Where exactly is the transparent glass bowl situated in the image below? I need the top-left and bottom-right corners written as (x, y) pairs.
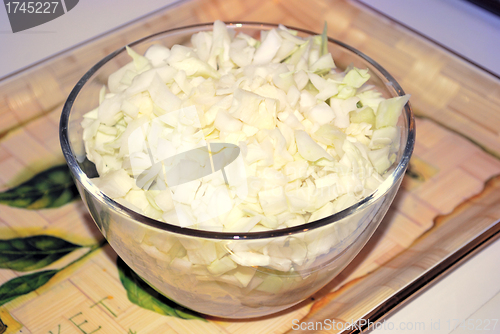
top-left (60, 22), bottom-right (415, 319)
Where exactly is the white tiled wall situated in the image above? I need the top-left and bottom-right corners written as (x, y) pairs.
top-left (370, 235), bottom-right (500, 334)
top-left (0, 0), bottom-right (180, 79)
top-left (358, 0), bottom-right (500, 76)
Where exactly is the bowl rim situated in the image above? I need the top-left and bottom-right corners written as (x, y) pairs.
top-left (60, 21), bottom-right (415, 240)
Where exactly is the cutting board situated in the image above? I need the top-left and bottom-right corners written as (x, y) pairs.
top-left (1, 0), bottom-right (499, 333)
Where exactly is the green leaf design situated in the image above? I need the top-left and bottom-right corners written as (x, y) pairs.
top-left (0, 270), bottom-right (58, 306)
top-left (0, 235), bottom-right (83, 271)
top-left (0, 164), bottom-right (79, 209)
top-left (117, 257), bottom-right (204, 321)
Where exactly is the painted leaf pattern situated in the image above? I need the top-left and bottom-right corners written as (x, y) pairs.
top-left (0, 164), bottom-right (79, 209)
top-left (117, 257), bottom-right (204, 321)
top-left (0, 235), bottom-right (83, 271)
top-left (0, 270), bottom-right (58, 306)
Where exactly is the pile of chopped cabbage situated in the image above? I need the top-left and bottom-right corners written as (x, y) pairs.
top-left (82, 21), bottom-right (409, 233)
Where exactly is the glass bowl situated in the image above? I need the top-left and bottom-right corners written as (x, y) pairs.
top-left (60, 22), bottom-right (415, 319)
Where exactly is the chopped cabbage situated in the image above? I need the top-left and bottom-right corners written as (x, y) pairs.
top-left (81, 22), bottom-right (410, 291)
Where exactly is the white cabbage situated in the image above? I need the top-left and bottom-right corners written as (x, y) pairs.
top-left (81, 21), bottom-right (410, 285)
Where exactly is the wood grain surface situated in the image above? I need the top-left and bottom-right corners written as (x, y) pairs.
top-left (0, 0), bottom-right (499, 333)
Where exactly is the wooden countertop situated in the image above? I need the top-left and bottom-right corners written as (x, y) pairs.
top-left (0, 0), bottom-right (499, 333)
